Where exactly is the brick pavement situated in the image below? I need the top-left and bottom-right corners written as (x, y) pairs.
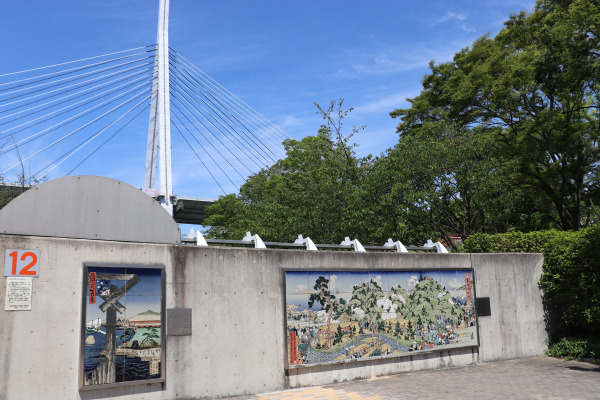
top-left (224, 357), bottom-right (600, 400)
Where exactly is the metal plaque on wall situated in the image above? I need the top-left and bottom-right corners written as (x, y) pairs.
top-left (167, 308), bottom-right (192, 336)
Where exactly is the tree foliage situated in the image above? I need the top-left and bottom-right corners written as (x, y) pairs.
top-left (204, 99), bottom-right (369, 243)
top-left (351, 121), bottom-right (526, 246)
top-left (391, 0), bottom-right (600, 231)
top-left (205, 0), bottom-right (600, 247)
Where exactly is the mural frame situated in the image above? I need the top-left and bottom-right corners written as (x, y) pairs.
top-left (79, 263), bottom-right (166, 390)
top-left (284, 268), bottom-right (480, 368)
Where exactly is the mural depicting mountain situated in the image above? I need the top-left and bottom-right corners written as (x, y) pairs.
top-left (404, 278), bottom-right (464, 325)
top-left (285, 270), bottom-right (477, 365)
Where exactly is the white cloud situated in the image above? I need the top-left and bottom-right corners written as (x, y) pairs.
top-left (448, 278), bottom-right (462, 289)
top-left (316, 309), bottom-right (339, 324)
top-left (431, 12), bottom-right (475, 33)
top-left (295, 283), bottom-right (308, 293)
top-left (378, 298), bottom-right (398, 320)
top-left (354, 92), bottom-right (415, 114)
top-left (434, 11), bottom-right (467, 25)
top-left (279, 115), bottom-right (304, 128)
top-left (457, 23), bottom-right (477, 33)
top-left (408, 275), bottom-right (419, 288)
top-left (331, 40), bottom-right (470, 80)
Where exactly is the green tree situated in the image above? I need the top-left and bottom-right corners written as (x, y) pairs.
top-left (139, 328), bottom-right (160, 347)
top-left (334, 324), bottom-right (343, 345)
top-left (308, 276), bottom-right (338, 349)
top-left (391, 0), bottom-right (600, 231)
top-left (204, 100), bottom-right (369, 243)
top-left (406, 320), bottom-right (414, 340)
top-left (343, 280), bottom-right (386, 332)
top-left (353, 121), bottom-right (529, 248)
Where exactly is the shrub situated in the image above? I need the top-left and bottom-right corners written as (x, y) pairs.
top-left (462, 226), bottom-right (600, 338)
top-left (546, 337), bottom-right (600, 361)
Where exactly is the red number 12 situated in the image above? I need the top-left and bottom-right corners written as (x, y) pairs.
top-left (9, 251), bottom-right (37, 275)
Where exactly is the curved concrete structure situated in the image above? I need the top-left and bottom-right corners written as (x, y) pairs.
top-left (0, 175), bottom-right (180, 244)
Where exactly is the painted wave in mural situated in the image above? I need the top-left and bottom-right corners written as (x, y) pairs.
top-left (285, 270), bottom-right (477, 365)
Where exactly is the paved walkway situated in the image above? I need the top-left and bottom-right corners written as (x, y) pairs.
top-left (225, 357), bottom-right (600, 400)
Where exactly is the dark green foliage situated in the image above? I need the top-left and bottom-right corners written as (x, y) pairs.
top-left (0, 185), bottom-right (26, 210)
top-left (203, 0), bottom-right (600, 249)
top-left (391, 0), bottom-right (600, 232)
top-left (546, 336), bottom-right (600, 360)
top-left (333, 324), bottom-right (343, 345)
top-left (462, 226), bottom-right (600, 337)
top-left (140, 327), bottom-right (160, 347)
top-left (352, 121), bottom-right (526, 247)
top-left (406, 320), bottom-right (414, 340)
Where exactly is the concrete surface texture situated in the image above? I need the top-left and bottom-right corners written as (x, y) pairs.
top-left (0, 176), bottom-right (181, 244)
top-left (223, 357), bottom-right (600, 400)
top-left (0, 232), bottom-right (547, 399)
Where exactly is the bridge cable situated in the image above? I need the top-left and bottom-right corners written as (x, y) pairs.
top-left (169, 84), bottom-right (262, 172)
top-left (0, 70), bottom-right (153, 137)
top-left (66, 104), bottom-right (151, 177)
top-left (0, 61), bottom-right (154, 117)
top-left (32, 95), bottom-right (151, 179)
top-left (0, 48), bottom-right (155, 93)
top-left (170, 48), bottom-right (289, 144)
top-left (169, 51), bottom-right (285, 152)
top-left (0, 85), bottom-right (152, 174)
top-left (170, 52), bottom-right (286, 153)
top-left (171, 115), bottom-right (233, 194)
top-left (0, 55), bottom-right (155, 106)
top-left (0, 66), bottom-right (153, 126)
top-left (170, 55), bottom-right (278, 164)
top-left (170, 63), bottom-right (269, 168)
top-left (0, 80), bottom-right (153, 152)
top-left (171, 106), bottom-right (246, 183)
top-left (170, 73), bottom-right (267, 170)
top-left (170, 93), bottom-right (251, 177)
top-left (0, 45), bottom-right (156, 77)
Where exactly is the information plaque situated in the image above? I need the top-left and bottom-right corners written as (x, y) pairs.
top-left (167, 308), bottom-right (192, 336)
top-left (5, 277), bottom-right (33, 311)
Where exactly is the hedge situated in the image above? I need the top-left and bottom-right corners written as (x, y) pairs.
top-left (461, 226), bottom-right (600, 339)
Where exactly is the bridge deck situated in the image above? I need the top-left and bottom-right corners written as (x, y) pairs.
top-left (173, 196), bottom-right (215, 225)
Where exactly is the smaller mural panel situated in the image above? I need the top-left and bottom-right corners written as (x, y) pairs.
top-left (81, 264), bottom-right (164, 387)
top-left (285, 270), bottom-right (478, 365)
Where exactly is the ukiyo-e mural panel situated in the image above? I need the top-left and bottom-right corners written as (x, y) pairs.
top-left (81, 264), bottom-right (165, 388)
top-left (285, 270), bottom-right (478, 365)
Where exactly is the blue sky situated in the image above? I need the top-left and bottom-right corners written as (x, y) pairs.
top-left (1, 0), bottom-right (535, 202)
top-left (86, 266), bottom-right (162, 321)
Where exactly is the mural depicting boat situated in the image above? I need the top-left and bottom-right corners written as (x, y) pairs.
top-left (86, 318), bottom-right (105, 334)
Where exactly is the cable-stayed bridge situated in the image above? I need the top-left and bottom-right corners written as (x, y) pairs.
top-left (0, 0), bottom-right (287, 225)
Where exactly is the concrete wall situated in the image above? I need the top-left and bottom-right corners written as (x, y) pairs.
top-left (0, 176), bottom-right (181, 244)
top-left (0, 234), bottom-right (546, 400)
top-left (472, 254), bottom-right (547, 362)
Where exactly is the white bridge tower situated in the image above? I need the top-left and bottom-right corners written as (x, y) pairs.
top-left (144, 0), bottom-right (173, 214)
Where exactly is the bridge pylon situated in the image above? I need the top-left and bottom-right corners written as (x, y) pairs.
top-left (144, 0), bottom-right (173, 215)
